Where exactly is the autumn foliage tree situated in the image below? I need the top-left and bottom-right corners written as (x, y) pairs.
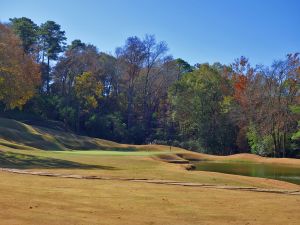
top-left (74, 71), bottom-right (103, 132)
top-left (169, 64), bottom-right (237, 154)
top-left (75, 72), bottom-right (103, 111)
top-left (0, 23), bottom-right (40, 109)
top-left (1, 16), bottom-right (299, 157)
top-left (231, 55), bottom-right (300, 157)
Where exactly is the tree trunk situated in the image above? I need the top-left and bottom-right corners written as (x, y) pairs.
top-left (272, 131), bottom-right (277, 158)
top-left (142, 69), bottom-right (151, 138)
top-left (76, 103), bottom-right (80, 134)
top-left (47, 57), bottom-right (50, 93)
top-left (282, 132), bottom-right (286, 158)
top-left (127, 86), bottom-right (133, 130)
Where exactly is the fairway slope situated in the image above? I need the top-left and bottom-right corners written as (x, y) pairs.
top-left (0, 117), bottom-right (182, 152)
top-left (0, 117), bottom-right (299, 190)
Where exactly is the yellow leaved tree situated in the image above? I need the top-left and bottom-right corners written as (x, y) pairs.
top-left (0, 23), bottom-right (40, 109)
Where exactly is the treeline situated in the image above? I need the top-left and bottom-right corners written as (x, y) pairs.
top-left (0, 17), bottom-right (299, 157)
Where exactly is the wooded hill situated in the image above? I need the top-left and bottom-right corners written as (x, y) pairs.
top-left (0, 17), bottom-right (299, 157)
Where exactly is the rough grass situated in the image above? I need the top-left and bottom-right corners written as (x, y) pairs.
top-left (0, 117), bottom-right (121, 151)
top-left (0, 117), bottom-right (179, 152)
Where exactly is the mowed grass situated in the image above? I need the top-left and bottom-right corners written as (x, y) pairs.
top-left (1, 147), bottom-right (299, 190)
top-left (0, 117), bottom-right (300, 189)
top-left (53, 150), bottom-right (173, 156)
top-left (0, 171), bottom-right (300, 225)
top-left (0, 117), bottom-right (300, 224)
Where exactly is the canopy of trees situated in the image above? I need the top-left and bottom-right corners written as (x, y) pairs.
top-left (0, 23), bottom-right (40, 109)
top-left (1, 17), bottom-right (299, 157)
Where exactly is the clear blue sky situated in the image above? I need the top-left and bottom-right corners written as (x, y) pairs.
top-left (1, 0), bottom-right (299, 66)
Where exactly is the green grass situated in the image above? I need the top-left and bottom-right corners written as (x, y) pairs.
top-left (0, 150), bottom-right (114, 170)
top-left (53, 150), bottom-right (173, 156)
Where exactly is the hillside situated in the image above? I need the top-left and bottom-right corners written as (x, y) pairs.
top-left (0, 117), bottom-right (124, 151)
top-left (0, 117), bottom-right (300, 225)
top-left (0, 117), bottom-right (299, 187)
top-left (0, 117), bottom-right (187, 153)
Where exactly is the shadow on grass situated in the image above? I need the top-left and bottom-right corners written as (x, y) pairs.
top-left (0, 151), bottom-right (115, 170)
top-left (0, 141), bottom-right (36, 150)
top-left (0, 126), bottom-right (65, 150)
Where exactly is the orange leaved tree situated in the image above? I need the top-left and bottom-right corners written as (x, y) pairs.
top-left (0, 23), bottom-right (40, 109)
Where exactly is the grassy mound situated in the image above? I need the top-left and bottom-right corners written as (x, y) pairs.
top-left (0, 117), bottom-right (124, 151)
top-left (0, 117), bottom-right (184, 153)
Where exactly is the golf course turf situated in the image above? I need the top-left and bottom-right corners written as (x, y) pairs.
top-left (0, 118), bottom-right (299, 225)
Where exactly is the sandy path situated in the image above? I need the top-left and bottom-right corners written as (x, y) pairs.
top-left (1, 167), bottom-right (299, 196)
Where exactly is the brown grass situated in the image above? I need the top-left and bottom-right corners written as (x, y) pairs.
top-left (1, 117), bottom-right (300, 224)
top-left (0, 171), bottom-right (299, 225)
top-left (178, 152), bottom-right (300, 166)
